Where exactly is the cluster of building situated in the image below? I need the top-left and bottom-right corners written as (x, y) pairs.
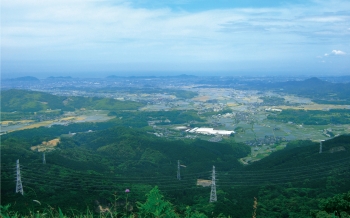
top-left (245, 135), bottom-right (287, 147)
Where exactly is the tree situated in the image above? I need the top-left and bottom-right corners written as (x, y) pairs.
top-left (319, 191), bottom-right (350, 216)
top-left (137, 186), bottom-right (178, 218)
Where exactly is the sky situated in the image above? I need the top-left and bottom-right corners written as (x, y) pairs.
top-left (1, 0), bottom-right (350, 78)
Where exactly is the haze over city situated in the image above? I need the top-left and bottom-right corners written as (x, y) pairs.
top-left (1, 0), bottom-right (350, 78)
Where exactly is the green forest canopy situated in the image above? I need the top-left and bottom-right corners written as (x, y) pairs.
top-left (1, 89), bottom-right (144, 113)
top-left (1, 121), bottom-right (349, 217)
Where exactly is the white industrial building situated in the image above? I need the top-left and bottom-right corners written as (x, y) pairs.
top-left (265, 108), bottom-right (282, 112)
top-left (187, 127), bottom-right (234, 136)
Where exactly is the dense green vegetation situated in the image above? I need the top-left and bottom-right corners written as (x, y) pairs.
top-left (0, 122), bottom-right (117, 146)
top-left (2, 189), bottom-right (350, 217)
top-left (1, 110), bottom-right (64, 122)
top-left (1, 89), bottom-right (144, 114)
top-left (0, 109), bottom-right (205, 143)
top-left (108, 110), bottom-right (205, 128)
top-left (317, 191), bottom-right (350, 217)
top-left (1, 88), bottom-right (350, 217)
top-left (267, 109), bottom-right (350, 125)
top-left (1, 125), bottom-right (251, 217)
top-left (274, 78), bottom-right (350, 102)
top-left (237, 77), bottom-right (350, 103)
top-left (313, 99), bottom-right (350, 105)
top-left (1, 186), bottom-right (209, 218)
top-left (200, 108), bottom-right (233, 117)
top-left (1, 120), bottom-right (350, 217)
top-left (259, 96), bottom-right (286, 106)
top-left (1, 89), bottom-right (64, 112)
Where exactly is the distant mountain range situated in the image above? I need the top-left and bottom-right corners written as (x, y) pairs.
top-left (272, 77), bottom-right (350, 103)
top-left (225, 77), bottom-right (350, 103)
top-left (2, 76), bottom-right (40, 82)
top-left (106, 74), bottom-right (197, 79)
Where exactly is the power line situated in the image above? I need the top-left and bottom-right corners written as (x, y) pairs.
top-left (3, 158), bottom-right (349, 184)
top-left (16, 159), bottom-right (346, 183)
top-left (5, 155), bottom-right (350, 175)
top-left (2, 162), bottom-right (349, 187)
top-left (217, 162), bottom-right (350, 178)
top-left (8, 164), bottom-right (348, 187)
top-left (2, 168), bottom-right (349, 195)
top-left (2, 158), bottom-right (350, 199)
top-left (16, 168), bottom-right (210, 182)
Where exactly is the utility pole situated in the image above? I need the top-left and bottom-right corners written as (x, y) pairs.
top-left (209, 165), bottom-right (217, 202)
top-left (43, 152), bottom-right (46, 164)
top-left (15, 159), bottom-right (24, 195)
top-left (177, 160), bottom-right (181, 180)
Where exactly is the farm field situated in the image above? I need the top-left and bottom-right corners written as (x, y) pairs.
top-left (0, 110), bottom-right (113, 133)
top-left (2, 87), bottom-right (349, 162)
top-left (278, 104), bottom-right (350, 110)
top-left (138, 87), bottom-right (350, 146)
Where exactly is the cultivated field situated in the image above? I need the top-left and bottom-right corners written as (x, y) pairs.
top-left (31, 138), bottom-right (60, 152)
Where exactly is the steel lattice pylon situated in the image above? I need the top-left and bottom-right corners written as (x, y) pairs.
top-left (16, 159), bottom-right (24, 195)
top-left (43, 152), bottom-right (46, 164)
top-left (209, 165), bottom-right (217, 202)
top-left (177, 160), bottom-right (181, 180)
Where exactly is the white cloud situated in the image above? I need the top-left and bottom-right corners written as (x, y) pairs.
top-left (323, 50), bottom-right (346, 57)
top-left (331, 50), bottom-right (346, 55)
top-left (1, 0), bottom-right (350, 66)
top-left (303, 16), bottom-right (346, 22)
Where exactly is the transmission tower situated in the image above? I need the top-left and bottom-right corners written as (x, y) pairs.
top-left (209, 165), bottom-right (217, 202)
top-left (15, 159), bottom-right (24, 195)
top-left (177, 160), bottom-right (181, 180)
top-left (43, 152), bottom-right (46, 164)
top-left (319, 140), bottom-right (324, 154)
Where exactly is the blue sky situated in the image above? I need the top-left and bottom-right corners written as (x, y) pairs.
top-left (1, 0), bottom-right (350, 78)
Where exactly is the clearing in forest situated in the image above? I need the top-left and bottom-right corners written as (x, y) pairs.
top-left (31, 138), bottom-right (60, 152)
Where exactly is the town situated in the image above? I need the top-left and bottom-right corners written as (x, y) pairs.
top-left (2, 75), bottom-right (350, 163)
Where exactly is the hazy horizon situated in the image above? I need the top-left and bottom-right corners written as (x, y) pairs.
top-left (3, 71), bottom-right (350, 80)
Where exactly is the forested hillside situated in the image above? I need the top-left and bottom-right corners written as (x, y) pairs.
top-left (1, 125), bottom-right (250, 216)
top-left (1, 121), bottom-right (349, 217)
top-left (267, 109), bottom-right (350, 125)
top-left (276, 78), bottom-right (350, 103)
top-left (1, 89), bottom-right (143, 112)
top-left (252, 77), bottom-right (350, 104)
top-left (1, 88), bottom-right (350, 217)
